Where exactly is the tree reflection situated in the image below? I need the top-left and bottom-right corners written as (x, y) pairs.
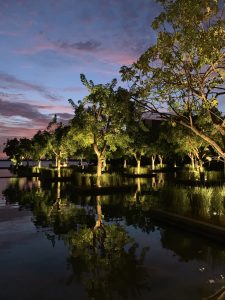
top-left (65, 192), bottom-right (150, 299)
top-left (2, 179), bottom-right (150, 299)
top-left (66, 221), bottom-right (149, 299)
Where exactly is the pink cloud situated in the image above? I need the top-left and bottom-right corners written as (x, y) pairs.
top-left (0, 73), bottom-right (60, 101)
top-left (99, 49), bottom-right (137, 65)
top-left (0, 126), bottom-right (40, 138)
top-left (0, 99), bottom-right (49, 126)
top-left (37, 104), bottom-right (72, 113)
top-left (15, 37), bottom-right (137, 66)
top-left (0, 93), bottom-right (73, 117)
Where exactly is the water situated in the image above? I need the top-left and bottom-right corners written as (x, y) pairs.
top-left (0, 160), bottom-right (88, 169)
top-left (0, 174), bottom-right (225, 300)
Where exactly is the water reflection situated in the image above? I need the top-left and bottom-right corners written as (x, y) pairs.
top-left (157, 185), bottom-right (225, 225)
top-left (3, 179), bottom-right (150, 299)
top-left (2, 176), bottom-right (225, 299)
top-left (3, 175), bottom-right (225, 229)
top-left (66, 222), bottom-right (149, 299)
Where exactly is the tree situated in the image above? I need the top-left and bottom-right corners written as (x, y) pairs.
top-left (46, 115), bottom-right (71, 177)
top-left (3, 138), bottom-right (22, 167)
top-left (3, 137), bottom-right (33, 167)
top-left (18, 138), bottom-right (33, 166)
top-left (121, 0), bottom-right (225, 164)
top-left (67, 118), bottom-right (93, 166)
top-left (32, 130), bottom-right (51, 168)
top-left (125, 121), bottom-right (150, 174)
top-left (168, 125), bottom-right (210, 170)
top-left (143, 120), bottom-right (172, 169)
top-left (69, 75), bottom-right (131, 179)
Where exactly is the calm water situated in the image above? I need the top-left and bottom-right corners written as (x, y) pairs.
top-left (0, 160), bottom-right (87, 169)
top-left (0, 173), bottom-right (225, 300)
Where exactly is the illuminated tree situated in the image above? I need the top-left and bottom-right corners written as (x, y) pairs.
top-left (144, 122), bottom-right (171, 170)
top-left (168, 125), bottom-right (211, 170)
top-left (32, 130), bottom-right (51, 168)
top-left (46, 115), bottom-right (71, 177)
top-left (125, 121), bottom-right (150, 174)
top-left (121, 0), bottom-right (225, 164)
top-left (69, 75), bottom-right (131, 178)
top-left (18, 138), bottom-right (33, 166)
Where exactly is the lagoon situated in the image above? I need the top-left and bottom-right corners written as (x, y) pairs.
top-left (0, 166), bottom-right (225, 300)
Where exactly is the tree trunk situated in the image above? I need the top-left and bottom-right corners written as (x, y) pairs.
top-left (38, 160), bottom-right (41, 169)
top-left (188, 153), bottom-right (195, 169)
top-left (93, 142), bottom-right (105, 180)
top-left (56, 181), bottom-right (61, 200)
top-left (158, 172), bottom-right (165, 186)
top-left (180, 120), bottom-right (225, 160)
top-left (97, 154), bottom-right (103, 178)
top-left (158, 155), bottom-right (163, 168)
top-left (136, 159), bottom-right (141, 174)
top-left (151, 155), bottom-right (156, 170)
top-left (57, 155), bottom-right (61, 178)
top-left (199, 159), bottom-right (203, 172)
top-left (123, 158), bottom-right (127, 169)
top-left (37, 179), bottom-right (41, 190)
top-left (94, 195), bottom-right (102, 229)
top-left (194, 160), bottom-right (199, 171)
top-left (223, 158), bottom-right (225, 175)
top-left (93, 195), bottom-right (106, 254)
top-left (102, 157), bottom-right (107, 172)
top-left (134, 177), bottom-right (141, 201)
top-left (152, 176), bottom-right (156, 188)
top-left (80, 157), bottom-right (85, 169)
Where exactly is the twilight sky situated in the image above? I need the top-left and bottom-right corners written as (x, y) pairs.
top-left (0, 0), bottom-right (161, 158)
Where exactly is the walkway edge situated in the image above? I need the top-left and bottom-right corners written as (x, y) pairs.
top-left (150, 209), bottom-right (225, 244)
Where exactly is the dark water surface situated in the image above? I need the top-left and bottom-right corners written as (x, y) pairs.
top-left (0, 173), bottom-right (225, 300)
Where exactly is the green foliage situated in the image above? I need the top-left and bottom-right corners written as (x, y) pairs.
top-left (46, 116), bottom-right (71, 162)
top-left (3, 137), bottom-right (33, 166)
top-left (125, 120), bottom-right (150, 161)
top-left (165, 124), bottom-right (210, 164)
top-left (3, 138), bottom-right (21, 165)
top-left (121, 0), bottom-right (225, 158)
top-left (69, 75), bottom-right (132, 175)
top-left (32, 130), bottom-right (51, 161)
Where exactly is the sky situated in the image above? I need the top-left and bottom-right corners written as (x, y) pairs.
top-left (0, 0), bottom-right (161, 158)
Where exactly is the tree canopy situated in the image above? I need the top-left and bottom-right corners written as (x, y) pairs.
top-left (121, 0), bottom-right (225, 158)
top-left (69, 74), bottom-right (132, 177)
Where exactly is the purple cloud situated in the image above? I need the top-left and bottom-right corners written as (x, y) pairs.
top-left (15, 38), bottom-right (137, 65)
top-left (0, 72), bottom-right (59, 101)
top-left (0, 98), bottom-right (49, 126)
top-left (58, 40), bottom-right (101, 52)
top-left (55, 112), bottom-right (73, 123)
top-left (0, 98), bottom-right (73, 158)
